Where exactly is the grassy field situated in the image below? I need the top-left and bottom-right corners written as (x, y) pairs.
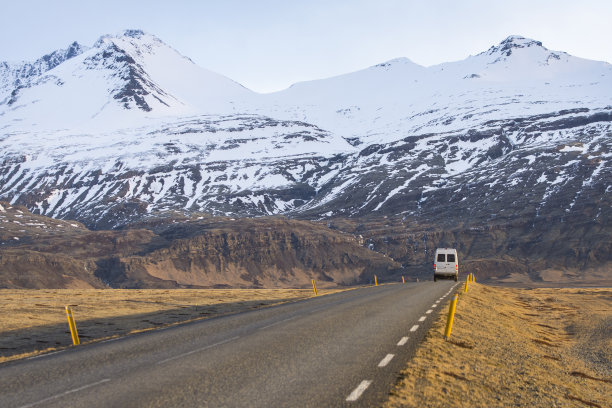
top-left (385, 283), bottom-right (611, 408)
top-left (0, 288), bottom-right (343, 363)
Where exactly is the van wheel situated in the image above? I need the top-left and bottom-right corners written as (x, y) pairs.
top-left (434, 276), bottom-right (437, 282)
top-left (454, 275), bottom-right (458, 282)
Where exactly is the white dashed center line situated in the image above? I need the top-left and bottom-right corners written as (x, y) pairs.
top-left (410, 324), bottom-right (419, 332)
top-left (432, 304), bottom-right (437, 308)
top-left (346, 380), bottom-right (372, 402)
top-left (378, 354), bottom-right (395, 367)
top-left (425, 309), bottom-right (433, 314)
top-left (259, 316), bottom-right (297, 330)
top-left (397, 336), bottom-right (409, 346)
top-left (418, 316), bottom-right (426, 322)
top-left (157, 336), bottom-right (239, 364)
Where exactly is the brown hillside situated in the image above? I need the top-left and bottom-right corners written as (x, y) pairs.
top-left (0, 202), bottom-right (400, 289)
top-left (324, 216), bottom-right (611, 285)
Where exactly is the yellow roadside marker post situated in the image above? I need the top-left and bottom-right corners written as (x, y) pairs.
top-left (464, 277), bottom-right (469, 293)
top-left (444, 294), bottom-right (459, 340)
top-left (311, 279), bottom-right (318, 296)
top-left (374, 275), bottom-right (378, 286)
top-left (65, 306), bottom-right (80, 346)
top-left (402, 276), bottom-right (405, 284)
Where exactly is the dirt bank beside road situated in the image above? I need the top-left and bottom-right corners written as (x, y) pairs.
top-left (386, 284), bottom-right (611, 407)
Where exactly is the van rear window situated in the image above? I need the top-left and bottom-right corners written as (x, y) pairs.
top-left (437, 254), bottom-right (446, 262)
top-left (447, 254), bottom-right (455, 262)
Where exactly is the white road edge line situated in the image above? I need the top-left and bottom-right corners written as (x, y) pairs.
top-left (418, 316), bottom-right (426, 322)
top-left (431, 304), bottom-right (437, 308)
top-left (346, 380), bottom-right (372, 402)
top-left (157, 336), bottom-right (240, 365)
top-left (100, 337), bottom-right (123, 344)
top-left (397, 336), bottom-right (409, 346)
top-left (425, 309), bottom-right (433, 314)
top-left (18, 378), bottom-right (110, 408)
top-left (378, 354), bottom-right (395, 367)
top-left (410, 325), bottom-right (419, 332)
top-left (27, 350), bottom-right (66, 360)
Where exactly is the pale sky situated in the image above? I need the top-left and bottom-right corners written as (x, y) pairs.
top-left (1, 0), bottom-right (611, 93)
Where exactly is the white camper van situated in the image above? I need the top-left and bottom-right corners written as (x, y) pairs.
top-left (434, 248), bottom-right (458, 282)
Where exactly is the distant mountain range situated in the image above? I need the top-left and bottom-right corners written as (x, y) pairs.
top-left (1, 30), bottom-right (610, 287)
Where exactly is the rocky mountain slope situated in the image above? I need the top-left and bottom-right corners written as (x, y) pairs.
top-left (0, 202), bottom-right (399, 288)
top-left (0, 31), bottom-right (610, 287)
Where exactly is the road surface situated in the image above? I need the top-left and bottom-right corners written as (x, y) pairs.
top-left (0, 281), bottom-right (459, 407)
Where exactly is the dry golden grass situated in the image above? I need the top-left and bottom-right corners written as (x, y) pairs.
top-left (385, 283), bottom-right (611, 408)
top-left (0, 288), bottom-right (344, 363)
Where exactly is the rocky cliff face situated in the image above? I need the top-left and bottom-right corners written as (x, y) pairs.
top-left (0, 203), bottom-right (400, 288)
top-left (327, 216), bottom-right (611, 285)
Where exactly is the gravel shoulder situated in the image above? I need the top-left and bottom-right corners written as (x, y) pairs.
top-left (385, 283), bottom-right (611, 408)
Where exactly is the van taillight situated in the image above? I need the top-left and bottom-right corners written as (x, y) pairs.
top-left (434, 264), bottom-right (437, 270)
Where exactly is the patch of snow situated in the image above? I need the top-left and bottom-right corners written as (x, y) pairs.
top-left (559, 145), bottom-right (584, 153)
top-left (523, 155), bottom-right (536, 165)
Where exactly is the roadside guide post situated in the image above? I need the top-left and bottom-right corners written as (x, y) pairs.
top-left (65, 306), bottom-right (80, 346)
top-left (444, 294), bottom-right (459, 340)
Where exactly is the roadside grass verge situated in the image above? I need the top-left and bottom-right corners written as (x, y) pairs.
top-left (0, 288), bottom-right (343, 363)
top-left (385, 283), bottom-right (611, 407)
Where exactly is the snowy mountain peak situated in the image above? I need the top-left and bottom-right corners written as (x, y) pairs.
top-left (1, 40), bottom-right (87, 82)
top-left (373, 57), bottom-right (422, 69)
top-left (0, 29), bottom-right (255, 131)
top-left (121, 29), bottom-right (147, 38)
top-left (94, 29), bottom-right (159, 46)
top-left (41, 41), bottom-right (88, 65)
top-left (482, 35), bottom-right (547, 58)
top-left (499, 35), bottom-right (543, 50)
top-left (451, 34), bottom-right (612, 84)
top-left (0, 40), bottom-right (89, 105)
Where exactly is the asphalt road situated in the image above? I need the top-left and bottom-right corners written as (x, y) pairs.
top-left (0, 281), bottom-right (459, 407)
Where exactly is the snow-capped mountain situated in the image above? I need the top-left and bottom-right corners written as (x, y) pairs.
top-left (0, 31), bottom-right (610, 236)
top-left (1, 30), bottom-right (253, 131)
top-left (0, 41), bottom-right (87, 101)
top-left (259, 35), bottom-right (612, 146)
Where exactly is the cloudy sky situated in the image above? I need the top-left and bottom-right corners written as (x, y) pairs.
top-left (1, 0), bottom-right (610, 92)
